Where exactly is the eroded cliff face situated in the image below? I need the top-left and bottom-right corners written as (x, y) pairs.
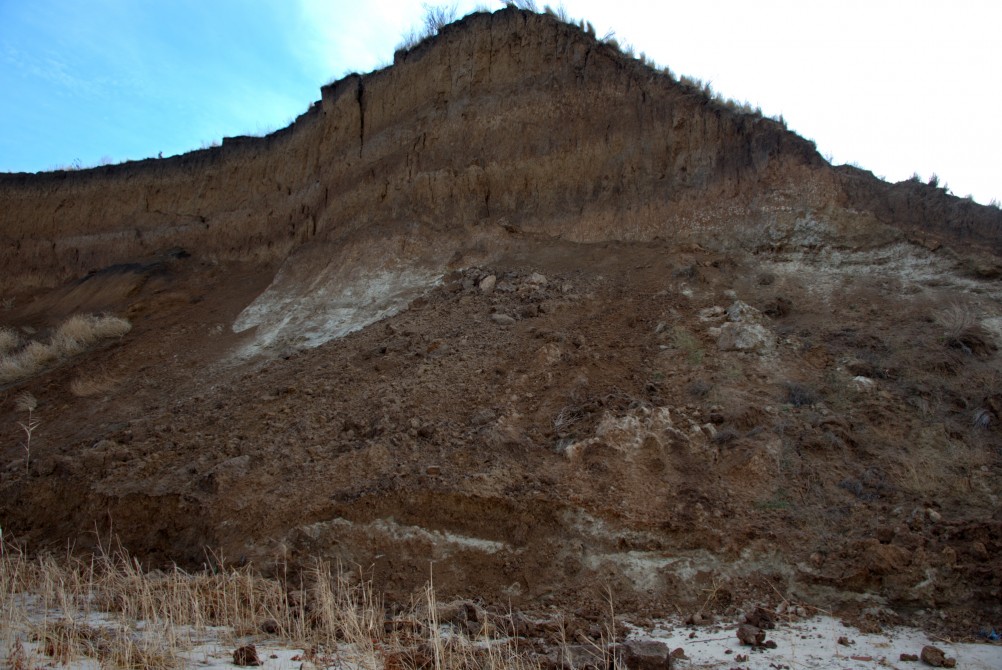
top-left (8, 8), bottom-right (994, 294)
top-left (3, 7), bottom-right (1002, 628)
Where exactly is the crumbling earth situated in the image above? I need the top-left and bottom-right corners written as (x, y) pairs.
top-left (1, 4), bottom-right (1001, 646)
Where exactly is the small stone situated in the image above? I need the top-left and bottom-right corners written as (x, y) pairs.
top-left (900, 653), bottom-right (919, 662)
top-left (426, 465), bottom-right (441, 476)
top-left (559, 644), bottom-right (607, 669)
top-left (972, 540), bottom-right (989, 560)
top-left (745, 607), bottom-right (775, 630)
top-left (838, 636), bottom-right (853, 646)
top-left (622, 639), bottom-right (670, 670)
top-left (491, 313), bottom-right (516, 326)
top-left (716, 322), bottom-right (775, 352)
top-left (526, 272), bottom-right (547, 285)
top-left (852, 376), bottom-right (875, 389)
top-left (479, 274), bottom-right (497, 293)
top-left (920, 645), bottom-right (955, 668)
top-left (471, 409), bottom-right (496, 426)
top-left (736, 624), bottom-right (765, 646)
top-left (726, 300), bottom-right (757, 322)
top-left (926, 508), bottom-right (942, 523)
top-left (698, 306), bottom-right (726, 320)
top-left (233, 644), bottom-right (262, 666)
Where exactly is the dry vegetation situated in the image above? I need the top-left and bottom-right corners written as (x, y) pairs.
top-left (0, 535), bottom-right (544, 670)
top-left (0, 314), bottom-right (131, 385)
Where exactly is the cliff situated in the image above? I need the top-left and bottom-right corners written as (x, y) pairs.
top-left (2, 7), bottom-right (1002, 629)
top-left (4, 8), bottom-right (997, 292)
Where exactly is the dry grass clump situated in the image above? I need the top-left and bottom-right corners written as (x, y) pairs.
top-left (0, 314), bottom-right (130, 384)
top-left (0, 536), bottom-right (541, 670)
top-left (0, 327), bottom-right (20, 355)
top-left (69, 370), bottom-right (122, 397)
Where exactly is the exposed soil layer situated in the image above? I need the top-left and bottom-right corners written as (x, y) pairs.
top-left (1, 6), bottom-right (1001, 641)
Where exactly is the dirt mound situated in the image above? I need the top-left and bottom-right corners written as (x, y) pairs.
top-left (1, 6), bottom-right (1001, 637)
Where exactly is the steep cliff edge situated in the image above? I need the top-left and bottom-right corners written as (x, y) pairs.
top-left (4, 8), bottom-right (997, 294)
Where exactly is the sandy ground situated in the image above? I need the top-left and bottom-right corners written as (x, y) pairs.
top-left (5, 604), bottom-right (1001, 670)
top-left (631, 615), bottom-right (1002, 670)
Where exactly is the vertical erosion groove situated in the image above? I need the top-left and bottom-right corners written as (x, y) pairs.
top-left (357, 77), bottom-right (366, 158)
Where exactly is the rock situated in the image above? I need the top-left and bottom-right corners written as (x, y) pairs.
top-left (837, 636), bottom-right (853, 646)
top-left (426, 465), bottom-right (441, 476)
top-left (744, 607), bottom-right (775, 630)
top-left (526, 272), bottom-right (548, 285)
top-left (900, 653), bottom-right (919, 662)
top-left (479, 274), bottom-right (497, 293)
top-left (622, 639), bottom-right (670, 670)
top-left (852, 375), bottom-right (875, 390)
top-left (726, 300), bottom-right (758, 322)
top-left (926, 508), bottom-right (942, 523)
top-left (558, 644), bottom-right (608, 669)
top-left (920, 645), bottom-right (956, 667)
top-left (233, 644), bottom-right (262, 666)
top-left (686, 612), bottom-right (711, 625)
top-left (863, 539), bottom-right (912, 575)
top-left (716, 322), bottom-right (775, 352)
top-left (471, 408), bottom-right (496, 426)
top-left (972, 540), bottom-right (989, 560)
top-left (698, 306), bottom-right (725, 320)
top-left (736, 624), bottom-right (765, 646)
top-left (491, 313), bottom-right (516, 326)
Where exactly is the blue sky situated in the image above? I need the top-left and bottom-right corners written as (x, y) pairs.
top-left (1, 1), bottom-right (1000, 205)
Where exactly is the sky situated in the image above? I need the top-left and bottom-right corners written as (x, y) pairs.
top-left (0, 0), bottom-right (999, 205)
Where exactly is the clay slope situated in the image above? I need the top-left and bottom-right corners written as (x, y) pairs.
top-left (2, 7), bottom-right (1002, 634)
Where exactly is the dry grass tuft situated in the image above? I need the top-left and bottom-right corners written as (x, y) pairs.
top-left (0, 314), bottom-right (130, 385)
top-left (1, 536), bottom-right (542, 670)
top-left (0, 327), bottom-right (20, 355)
top-left (53, 314), bottom-right (132, 353)
top-left (69, 370), bottom-right (122, 397)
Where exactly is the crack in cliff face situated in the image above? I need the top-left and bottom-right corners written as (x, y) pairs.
top-left (356, 77), bottom-right (366, 158)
